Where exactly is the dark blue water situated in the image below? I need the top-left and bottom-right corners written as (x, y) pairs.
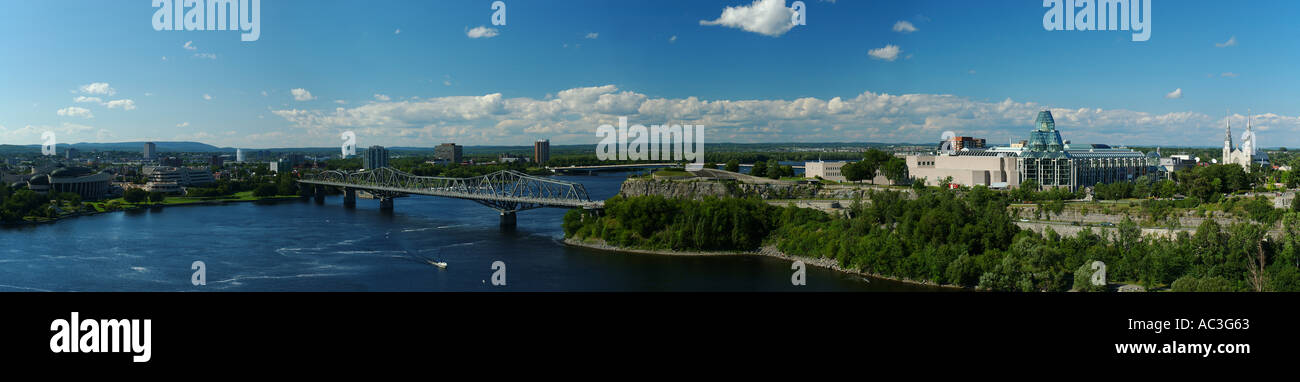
top-left (0, 172), bottom-right (937, 291)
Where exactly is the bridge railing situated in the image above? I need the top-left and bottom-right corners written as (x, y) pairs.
top-left (299, 167), bottom-right (600, 210)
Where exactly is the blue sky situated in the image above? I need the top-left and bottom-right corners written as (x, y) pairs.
top-left (2, 0), bottom-right (1298, 149)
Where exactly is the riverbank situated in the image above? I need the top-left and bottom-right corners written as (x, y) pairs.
top-left (562, 237), bottom-right (966, 290)
top-left (2, 194), bottom-right (304, 227)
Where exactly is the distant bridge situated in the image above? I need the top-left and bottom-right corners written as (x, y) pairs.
top-left (547, 162), bottom-right (680, 173)
top-left (547, 162), bottom-right (805, 173)
top-left (298, 167), bottom-right (601, 226)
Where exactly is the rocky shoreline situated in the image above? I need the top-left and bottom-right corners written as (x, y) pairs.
top-left (562, 237), bottom-right (965, 290)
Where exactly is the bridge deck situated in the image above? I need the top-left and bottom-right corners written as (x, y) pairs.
top-left (297, 168), bottom-right (603, 211)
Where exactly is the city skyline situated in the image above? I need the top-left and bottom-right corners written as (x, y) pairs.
top-left (3, 0), bottom-right (1300, 149)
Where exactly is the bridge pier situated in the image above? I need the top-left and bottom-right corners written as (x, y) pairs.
top-left (343, 188), bottom-right (356, 207)
top-left (313, 185), bottom-right (325, 204)
top-left (499, 211), bottom-right (517, 228)
top-left (378, 197), bottom-right (394, 211)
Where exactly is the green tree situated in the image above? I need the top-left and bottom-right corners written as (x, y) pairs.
top-left (881, 157), bottom-right (908, 186)
top-left (1072, 261), bottom-right (1107, 292)
top-left (123, 188), bottom-right (148, 204)
top-left (148, 191), bottom-right (166, 203)
top-left (750, 161), bottom-right (767, 177)
top-left (724, 159), bottom-right (740, 173)
top-left (841, 162), bottom-right (867, 183)
top-left (253, 184), bottom-right (278, 197)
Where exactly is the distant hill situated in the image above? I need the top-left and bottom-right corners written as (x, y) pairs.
top-left (0, 141), bottom-right (226, 153)
top-left (64, 141), bottom-right (225, 152)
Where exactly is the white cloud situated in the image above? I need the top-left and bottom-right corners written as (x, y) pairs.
top-left (183, 40), bottom-right (197, 51)
top-left (203, 94), bottom-right (213, 101)
top-left (1221, 72), bottom-right (1239, 78)
top-left (263, 84), bottom-right (1300, 148)
top-left (60, 122), bottom-right (94, 133)
top-left (585, 32), bottom-right (599, 39)
top-left (57, 106), bottom-right (94, 119)
top-left (291, 88), bottom-right (316, 101)
top-left (374, 94), bottom-right (391, 101)
top-left (194, 53), bottom-right (218, 59)
top-left (868, 44), bottom-right (902, 61)
top-left (699, 0), bottom-right (797, 37)
top-left (78, 82), bottom-right (116, 96)
top-left (261, 90), bottom-right (269, 97)
top-left (394, 28), bottom-right (401, 35)
top-left (105, 99), bottom-right (136, 110)
top-left (74, 96), bottom-right (103, 104)
top-left (669, 35), bottom-right (677, 43)
top-left (466, 26), bottom-right (499, 39)
top-left (177, 122), bottom-right (190, 128)
top-left (1165, 88), bottom-right (1183, 99)
top-left (893, 21), bottom-right (918, 33)
top-left (1215, 36), bottom-right (1237, 48)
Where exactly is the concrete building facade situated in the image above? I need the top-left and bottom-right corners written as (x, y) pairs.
top-left (435, 143), bottom-right (463, 164)
top-left (364, 145), bottom-right (389, 170)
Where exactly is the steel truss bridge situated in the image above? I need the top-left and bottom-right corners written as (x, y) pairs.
top-left (298, 167), bottom-right (602, 226)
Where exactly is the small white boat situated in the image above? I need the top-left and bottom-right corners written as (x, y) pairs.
top-left (429, 260), bottom-right (448, 269)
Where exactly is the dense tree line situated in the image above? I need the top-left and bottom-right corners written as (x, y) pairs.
top-left (564, 195), bottom-right (791, 251)
top-left (565, 185), bottom-right (1300, 291)
top-left (0, 184), bottom-right (55, 222)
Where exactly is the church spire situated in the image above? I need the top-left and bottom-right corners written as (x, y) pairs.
top-left (1224, 109), bottom-right (1233, 151)
top-left (1246, 109), bottom-right (1253, 133)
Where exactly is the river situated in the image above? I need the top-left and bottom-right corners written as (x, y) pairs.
top-left (0, 171), bottom-right (940, 291)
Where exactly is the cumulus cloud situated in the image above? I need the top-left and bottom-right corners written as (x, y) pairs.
top-left (1165, 88), bottom-right (1183, 99)
top-left (1215, 36), bottom-right (1237, 48)
top-left (1221, 72), bottom-right (1239, 78)
top-left (193, 53), bottom-right (218, 59)
top-left (374, 94), bottom-right (391, 101)
top-left (868, 44), bottom-right (902, 61)
top-left (267, 84), bottom-right (1300, 147)
top-left (585, 32), bottom-right (599, 39)
top-left (74, 96), bottom-right (103, 104)
top-left (203, 94), bottom-right (213, 101)
top-left (669, 35), bottom-right (677, 43)
top-left (57, 106), bottom-right (94, 119)
top-left (78, 82), bottom-right (115, 96)
top-left (291, 88), bottom-right (316, 101)
top-left (105, 99), bottom-right (137, 110)
top-left (699, 0), bottom-right (797, 37)
top-left (466, 26), bottom-right (499, 39)
top-left (177, 122), bottom-right (190, 128)
top-left (893, 21), bottom-right (918, 33)
top-left (183, 41), bottom-right (197, 51)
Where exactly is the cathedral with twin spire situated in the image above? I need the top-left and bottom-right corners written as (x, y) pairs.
top-left (1222, 111), bottom-right (1270, 172)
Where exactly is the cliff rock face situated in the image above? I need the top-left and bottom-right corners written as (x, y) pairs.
top-left (618, 178), bottom-right (878, 200)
